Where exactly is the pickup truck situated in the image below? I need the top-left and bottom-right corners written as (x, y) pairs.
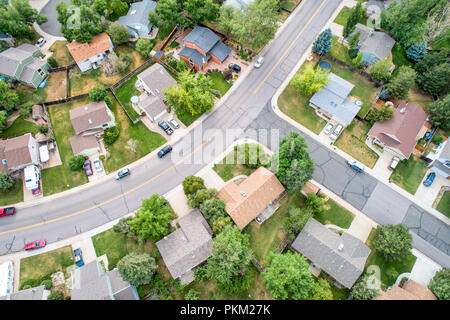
top-left (158, 121), bottom-right (173, 135)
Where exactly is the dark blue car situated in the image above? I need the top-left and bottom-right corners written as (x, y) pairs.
top-left (423, 172), bottom-right (436, 187)
top-left (74, 248), bottom-right (84, 268)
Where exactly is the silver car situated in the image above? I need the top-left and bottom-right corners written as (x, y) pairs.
top-left (168, 118), bottom-right (180, 129)
top-left (35, 38), bottom-right (46, 47)
top-left (254, 56), bottom-right (264, 68)
top-left (323, 122), bottom-right (335, 135)
top-left (93, 158), bottom-right (103, 172)
top-left (330, 124), bottom-right (343, 140)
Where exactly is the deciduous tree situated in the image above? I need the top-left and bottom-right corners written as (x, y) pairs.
top-left (0, 80), bottom-right (19, 111)
top-left (184, 0), bottom-right (219, 24)
top-left (415, 49), bottom-right (450, 97)
top-left (135, 38), bottom-right (155, 57)
top-left (351, 273), bottom-right (380, 300)
top-left (148, 0), bottom-right (185, 31)
top-left (106, 22), bottom-right (130, 44)
top-left (372, 224), bottom-right (413, 261)
top-left (290, 64), bottom-right (330, 96)
top-left (182, 175), bottom-right (205, 196)
top-left (117, 253), bottom-right (158, 286)
top-left (386, 66), bottom-right (416, 99)
top-left (282, 207), bottom-right (312, 240)
top-left (89, 86), bottom-right (107, 102)
top-left (0, 172), bottom-right (15, 190)
top-left (309, 277), bottom-right (333, 300)
top-left (427, 95), bottom-right (450, 129)
top-left (369, 58), bottom-right (392, 83)
top-left (429, 267), bottom-right (450, 300)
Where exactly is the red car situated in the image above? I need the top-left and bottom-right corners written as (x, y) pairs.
top-left (24, 240), bottom-right (46, 250)
top-left (0, 207), bottom-right (16, 217)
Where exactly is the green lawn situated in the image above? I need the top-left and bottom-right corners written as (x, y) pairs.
top-left (335, 120), bottom-right (379, 168)
top-left (15, 85), bottom-right (47, 106)
top-left (208, 71), bottom-right (232, 96)
top-left (42, 99), bottom-right (90, 196)
top-left (19, 245), bottom-right (74, 289)
top-left (113, 74), bottom-right (142, 121)
top-left (0, 117), bottom-right (39, 139)
top-left (0, 179), bottom-right (23, 206)
top-left (103, 93), bottom-right (166, 173)
top-left (280, 0), bottom-right (299, 11)
top-left (315, 197), bottom-right (354, 229)
top-left (48, 40), bottom-right (74, 66)
top-left (390, 156), bottom-right (428, 195)
top-left (364, 229), bottom-right (417, 288)
top-left (333, 6), bottom-right (367, 26)
top-left (176, 110), bottom-right (202, 127)
top-left (391, 43), bottom-right (414, 77)
top-left (436, 191), bottom-right (450, 218)
top-left (432, 37), bottom-right (450, 50)
top-left (329, 36), bottom-right (353, 64)
top-left (319, 274), bottom-right (350, 300)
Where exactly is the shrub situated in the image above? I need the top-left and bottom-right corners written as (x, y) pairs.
top-left (432, 135), bottom-right (444, 145)
top-left (136, 38), bottom-right (155, 58)
top-left (22, 285), bottom-right (31, 290)
top-left (39, 124), bottom-right (49, 134)
top-left (429, 268), bottom-right (450, 300)
top-left (18, 104), bottom-right (32, 118)
top-left (64, 295), bottom-right (71, 300)
top-left (184, 289), bottom-right (199, 300)
top-left (41, 279), bottom-right (53, 290)
top-left (182, 176), bottom-right (205, 196)
top-left (104, 96), bottom-right (112, 108)
top-left (89, 87), bottom-right (107, 102)
top-left (348, 48), bottom-right (358, 59)
top-left (47, 291), bottom-right (64, 300)
top-left (406, 42), bottom-right (427, 62)
top-left (68, 155), bottom-right (85, 171)
top-left (103, 126), bottom-right (120, 146)
top-left (151, 248), bottom-right (161, 259)
top-left (47, 57), bottom-right (58, 68)
top-left (0, 172), bottom-right (15, 190)
top-left (187, 188), bottom-right (218, 208)
top-left (379, 88), bottom-right (388, 100)
top-left (99, 155), bottom-right (106, 161)
top-left (193, 266), bottom-right (207, 282)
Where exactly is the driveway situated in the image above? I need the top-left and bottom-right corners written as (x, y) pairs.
top-left (415, 170), bottom-right (449, 208)
top-left (39, 0), bottom-right (70, 37)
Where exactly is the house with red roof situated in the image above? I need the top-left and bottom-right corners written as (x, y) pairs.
top-left (367, 103), bottom-right (428, 160)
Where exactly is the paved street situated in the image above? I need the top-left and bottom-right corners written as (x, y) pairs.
top-left (0, 0), bottom-right (448, 267)
top-left (39, 0), bottom-right (69, 37)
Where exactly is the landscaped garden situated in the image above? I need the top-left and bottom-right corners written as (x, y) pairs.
top-left (19, 245), bottom-right (74, 289)
top-left (0, 179), bottom-right (23, 206)
top-left (436, 191), bottom-right (450, 218)
top-left (0, 117), bottom-right (39, 139)
top-left (390, 156), bottom-right (428, 195)
top-left (334, 120), bottom-right (379, 168)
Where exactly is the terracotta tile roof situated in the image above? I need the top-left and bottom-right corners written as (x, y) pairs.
top-left (373, 280), bottom-right (437, 300)
top-left (217, 167), bottom-right (285, 229)
top-left (70, 101), bottom-right (111, 135)
top-left (66, 33), bottom-right (112, 63)
top-left (368, 103), bottom-right (428, 158)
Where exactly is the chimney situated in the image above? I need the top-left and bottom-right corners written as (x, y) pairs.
top-left (338, 243), bottom-right (344, 252)
top-left (240, 190), bottom-right (247, 197)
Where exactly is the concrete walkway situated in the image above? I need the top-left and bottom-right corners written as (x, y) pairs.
top-left (409, 249), bottom-right (442, 286)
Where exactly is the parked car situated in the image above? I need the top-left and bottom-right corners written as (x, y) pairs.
top-left (83, 160), bottom-right (93, 176)
top-left (35, 38), bottom-right (46, 47)
top-left (167, 118), bottom-right (180, 129)
top-left (31, 187), bottom-right (41, 196)
top-left (158, 145), bottom-right (173, 158)
top-left (0, 207), bottom-right (15, 218)
top-left (158, 120), bottom-right (173, 135)
top-left (228, 63), bottom-right (241, 72)
top-left (347, 160), bottom-right (365, 173)
top-left (330, 124), bottom-right (343, 140)
top-left (93, 158), bottom-right (103, 172)
top-left (115, 168), bottom-right (130, 180)
top-left (74, 248), bottom-right (84, 268)
top-left (323, 122), bottom-right (335, 135)
top-left (254, 56), bottom-right (264, 68)
top-left (389, 157), bottom-right (400, 170)
top-left (24, 240), bottom-right (46, 250)
top-left (423, 172), bottom-right (436, 187)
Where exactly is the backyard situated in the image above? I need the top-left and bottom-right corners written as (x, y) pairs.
top-left (329, 36), bottom-right (353, 65)
top-left (333, 6), bottom-right (368, 26)
top-left (335, 120), bottom-right (379, 168)
top-left (390, 156), bottom-right (428, 195)
top-left (0, 117), bottom-right (39, 139)
top-left (113, 73), bottom-right (144, 122)
top-left (315, 197), bottom-right (355, 229)
top-left (19, 245), bottom-right (74, 289)
top-left (0, 179), bottom-right (23, 206)
top-left (15, 85), bottom-right (47, 106)
top-left (391, 43), bottom-right (413, 76)
top-left (49, 41), bottom-right (74, 66)
top-left (436, 191), bottom-right (450, 218)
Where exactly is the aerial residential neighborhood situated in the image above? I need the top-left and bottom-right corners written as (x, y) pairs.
top-left (0, 0), bottom-right (448, 307)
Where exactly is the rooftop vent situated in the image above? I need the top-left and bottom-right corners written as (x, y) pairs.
top-left (2, 159), bottom-right (6, 165)
top-left (240, 190), bottom-right (247, 197)
top-left (88, 119), bottom-right (93, 124)
top-left (400, 107), bottom-right (406, 114)
top-left (130, 10), bottom-right (136, 15)
top-left (338, 243), bottom-right (344, 251)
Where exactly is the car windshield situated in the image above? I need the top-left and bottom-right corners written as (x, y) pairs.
top-left (36, 241), bottom-right (39, 246)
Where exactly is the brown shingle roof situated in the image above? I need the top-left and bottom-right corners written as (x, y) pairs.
top-left (70, 101), bottom-right (111, 135)
top-left (217, 167), bottom-right (285, 229)
top-left (32, 104), bottom-right (44, 119)
top-left (373, 280), bottom-right (437, 300)
top-left (368, 103), bottom-right (428, 158)
top-left (66, 33), bottom-right (112, 63)
top-left (69, 135), bottom-right (98, 156)
top-left (1, 133), bottom-right (33, 170)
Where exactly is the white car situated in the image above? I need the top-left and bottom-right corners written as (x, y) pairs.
top-left (254, 56), bottom-right (264, 68)
top-left (93, 158), bottom-right (103, 172)
top-left (389, 156), bottom-right (400, 170)
top-left (323, 122), bottom-right (335, 135)
top-left (330, 124), bottom-right (343, 141)
top-left (35, 38), bottom-right (46, 48)
top-left (167, 118), bottom-right (180, 129)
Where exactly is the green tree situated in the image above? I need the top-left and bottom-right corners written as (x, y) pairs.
top-left (106, 22), bottom-right (130, 44)
top-left (184, 289), bottom-right (199, 300)
top-left (352, 52), bottom-right (363, 68)
top-left (18, 104), bottom-right (32, 118)
top-left (110, 0), bottom-right (128, 19)
top-left (113, 216), bottom-right (136, 239)
top-left (205, 225), bottom-right (252, 293)
top-left (217, 5), bottom-right (236, 37)
top-left (0, 172), bottom-right (15, 190)
top-left (351, 273), bottom-right (380, 300)
top-left (199, 198), bottom-right (232, 233)
top-left (92, 0), bottom-right (106, 15)
top-left (372, 224), bottom-right (413, 261)
top-left (415, 49), bottom-right (450, 97)
top-left (187, 188), bottom-right (218, 208)
top-left (271, 132), bottom-right (315, 190)
top-left (47, 291), bottom-right (64, 300)
top-left (312, 28), bottom-right (332, 55)
top-left (343, 2), bottom-right (364, 38)
top-left (135, 38), bottom-right (154, 57)
top-left (263, 251), bottom-right (315, 300)
top-left (41, 279), bottom-right (53, 290)
top-left (406, 42), bottom-right (427, 62)
top-left (282, 207), bottom-right (313, 240)
top-left (348, 31), bottom-right (361, 49)
top-left (429, 268), bottom-right (450, 300)
top-left (369, 58), bottom-right (392, 83)
top-left (128, 194), bottom-right (175, 242)
top-left (89, 86), bottom-right (107, 102)
top-left (290, 64), bottom-right (330, 96)
top-left (427, 95), bottom-right (450, 130)
top-left (68, 155), bottom-right (85, 171)
top-left (182, 175), bottom-right (205, 196)
top-left (184, 0), bottom-right (219, 24)
top-left (0, 80), bottom-right (19, 111)
top-left (386, 66), bottom-right (416, 99)
top-left (305, 193), bottom-right (324, 215)
top-left (309, 277), bottom-right (333, 300)
top-left (365, 103), bottom-right (394, 125)
top-left (0, 111), bottom-right (6, 132)
top-left (148, 0), bottom-right (186, 31)
top-left (117, 253), bottom-right (158, 286)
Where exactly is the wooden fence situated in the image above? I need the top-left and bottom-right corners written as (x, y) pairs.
top-left (48, 62), bottom-right (76, 73)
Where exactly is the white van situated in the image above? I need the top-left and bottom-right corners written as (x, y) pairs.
top-left (24, 165), bottom-right (40, 190)
top-left (0, 261), bottom-right (14, 297)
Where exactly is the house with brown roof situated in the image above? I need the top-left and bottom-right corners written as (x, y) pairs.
top-left (0, 133), bottom-right (40, 173)
top-left (67, 33), bottom-right (114, 72)
top-left (69, 101), bottom-right (115, 157)
top-left (373, 280), bottom-right (437, 300)
top-left (156, 209), bottom-right (213, 285)
top-left (367, 103), bottom-right (428, 160)
top-left (217, 166), bottom-right (285, 229)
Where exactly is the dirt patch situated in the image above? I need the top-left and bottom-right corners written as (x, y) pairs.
top-left (45, 72), bottom-right (67, 100)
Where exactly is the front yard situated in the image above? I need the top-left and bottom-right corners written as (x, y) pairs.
top-left (315, 197), bottom-right (354, 229)
top-left (436, 191), bottom-right (450, 218)
top-left (19, 245), bottom-right (74, 289)
top-left (0, 179), bottom-right (23, 206)
top-left (334, 120), bottom-right (379, 168)
top-left (333, 6), bottom-right (368, 26)
top-left (390, 156), bottom-right (428, 195)
top-left (208, 71), bottom-right (232, 96)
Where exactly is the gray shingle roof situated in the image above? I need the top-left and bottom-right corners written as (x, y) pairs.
top-left (183, 26), bottom-right (221, 53)
top-left (0, 44), bottom-right (43, 86)
top-left (139, 95), bottom-right (167, 119)
top-left (0, 285), bottom-right (48, 300)
top-left (224, 0), bottom-right (254, 9)
top-left (350, 24), bottom-right (396, 62)
top-left (118, 0), bottom-right (157, 35)
top-left (156, 209), bottom-right (213, 281)
top-left (291, 218), bottom-right (371, 289)
top-left (309, 73), bottom-right (360, 126)
top-left (178, 47), bottom-right (211, 67)
top-left (137, 63), bottom-right (177, 99)
top-left (20, 58), bottom-right (47, 84)
top-left (209, 41), bottom-right (232, 62)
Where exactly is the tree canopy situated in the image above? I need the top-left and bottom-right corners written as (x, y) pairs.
top-left (117, 253), bottom-right (158, 286)
top-left (0, 80), bottom-right (19, 111)
top-left (290, 64), bottom-right (330, 96)
top-left (309, 277), bottom-right (333, 300)
top-left (372, 224), bottom-right (413, 262)
top-left (369, 58), bottom-right (392, 83)
top-left (343, 2), bottom-right (365, 38)
top-left (184, 0), bottom-right (219, 25)
top-left (106, 22), bottom-right (130, 45)
top-left (199, 198), bottom-right (232, 234)
top-left (406, 42), bottom-right (427, 62)
top-left (414, 49), bottom-right (450, 97)
top-left (148, 0), bottom-right (186, 31)
top-left (428, 268), bottom-right (450, 300)
top-left (427, 95), bottom-right (450, 129)
top-left (182, 175), bottom-right (206, 196)
top-left (386, 66), bottom-right (416, 99)
top-left (351, 273), bottom-right (380, 300)
top-left (282, 207), bottom-right (312, 241)
top-left (312, 28), bottom-right (332, 55)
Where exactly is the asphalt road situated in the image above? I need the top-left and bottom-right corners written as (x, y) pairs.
top-left (39, 0), bottom-right (69, 37)
top-left (2, 0), bottom-right (449, 267)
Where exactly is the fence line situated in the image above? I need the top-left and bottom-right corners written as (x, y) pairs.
top-left (159, 25), bottom-right (179, 51)
top-left (48, 62), bottom-right (76, 73)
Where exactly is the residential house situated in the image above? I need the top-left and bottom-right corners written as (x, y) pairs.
top-left (348, 23), bottom-right (396, 65)
top-left (427, 139), bottom-right (450, 179)
top-left (0, 285), bottom-right (50, 300)
top-left (178, 26), bottom-right (231, 71)
top-left (217, 166), bottom-right (286, 229)
top-left (156, 209), bottom-right (213, 285)
top-left (67, 33), bottom-right (114, 72)
top-left (0, 133), bottom-right (40, 173)
top-left (136, 63), bottom-right (177, 121)
top-left (69, 101), bottom-right (116, 157)
top-left (224, 0), bottom-right (254, 9)
top-left (367, 103), bottom-right (428, 160)
top-left (309, 73), bottom-right (361, 127)
top-left (0, 44), bottom-right (49, 88)
top-left (71, 260), bottom-right (139, 300)
top-left (373, 280), bottom-right (437, 300)
top-left (118, 0), bottom-right (158, 39)
top-left (291, 218), bottom-right (371, 289)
